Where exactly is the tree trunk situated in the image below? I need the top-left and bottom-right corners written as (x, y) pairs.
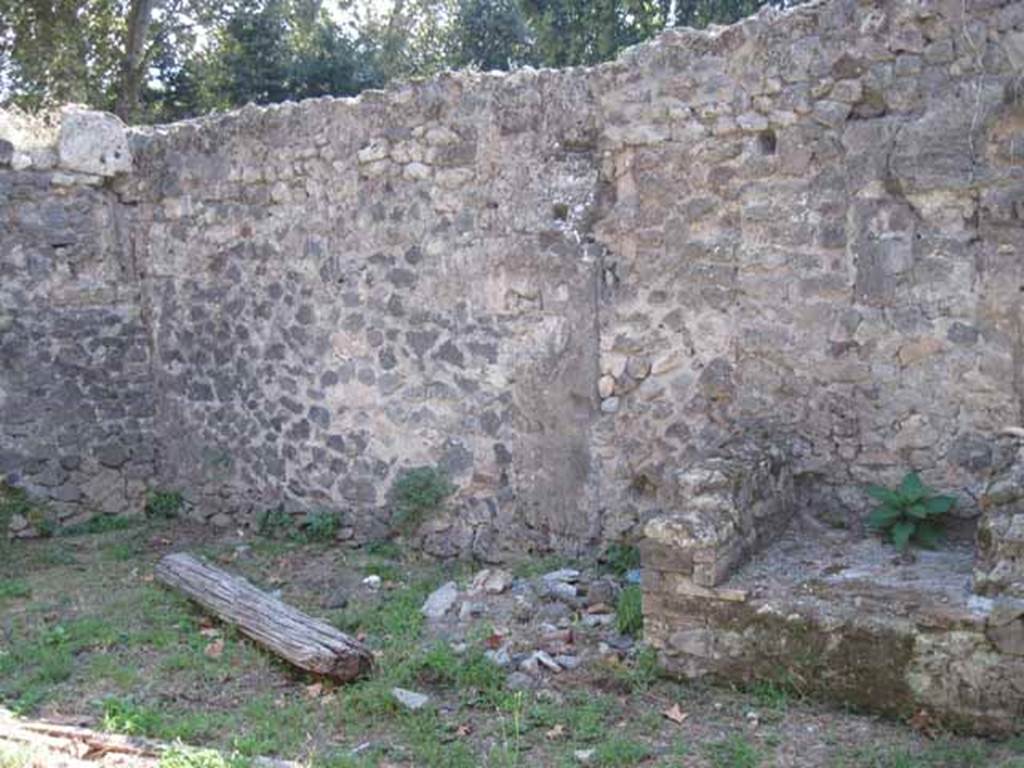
top-left (155, 552), bottom-right (373, 682)
top-left (115, 0), bottom-right (158, 122)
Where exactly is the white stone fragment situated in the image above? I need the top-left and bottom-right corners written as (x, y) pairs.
top-left (392, 687), bottom-right (430, 710)
top-left (58, 106), bottom-right (131, 176)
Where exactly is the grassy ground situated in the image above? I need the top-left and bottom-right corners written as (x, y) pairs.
top-left (1, 520), bottom-right (1022, 768)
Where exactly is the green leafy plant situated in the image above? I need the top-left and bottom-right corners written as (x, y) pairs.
top-left (300, 509), bottom-right (341, 542)
top-left (389, 466), bottom-right (455, 532)
top-left (256, 505), bottom-right (294, 538)
top-left (616, 584), bottom-right (643, 637)
top-left (866, 472), bottom-right (955, 550)
top-left (602, 541), bottom-right (641, 577)
top-left (0, 483), bottom-right (55, 538)
top-left (145, 490), bottom-right (185, 519)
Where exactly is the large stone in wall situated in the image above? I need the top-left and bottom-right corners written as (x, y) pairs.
top-left (57, 106), bottom-right (131, 176)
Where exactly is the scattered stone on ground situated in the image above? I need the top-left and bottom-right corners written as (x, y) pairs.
top-left (421, 580), bottom-right (458, 619)
top-left (468, 567), bottom-right (514, 595)
top-left (391, 688), bottom-right (430, 711)
top-left (360, 574), bottom-right (381, 590)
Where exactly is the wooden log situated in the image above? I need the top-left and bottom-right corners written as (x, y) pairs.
top-left (0, 707), bottom-right (301, 766)
top-left (155, 552), bottom-right (373, 682)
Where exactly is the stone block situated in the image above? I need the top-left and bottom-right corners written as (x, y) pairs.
top-left (57, 106), bottom-right (131, 176)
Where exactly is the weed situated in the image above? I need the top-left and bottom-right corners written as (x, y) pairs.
top-left (389, 466), bottom-right (454, 532)
top-left (622, 645), bottom-right (659, 693)
top-left (158, 745), bottom-right (247, 768)
top-left (865, 472), bottom-right (954, 550)
top-left (231, 695), bottom-right (307, 756)
top-left (592, 737), bottom-right (651, 767)
top-left (564, 693), bottom-right (616, 743)
top-left (0, 746), bottom-right (31, 768)
top-left (62, 515), bottom-right (137, 536)
top-left (103, 696), bottom-right (167, 736)
top-left (104, 540), bottom-right (140, 561)
top-left (602, 541), bottom-right (641, 577)
top-left (509, 554), bottom-right (567, 579)
top-left (146, 489), bottom-right (185, 519)
top-left (705, 734), bottom-right (763, 768)
top-left (256, 505), bottom-right (294, 538)
top-left (495, 691), bottom-right (525, 768)
top-left (751, 679), bottom-right (790, 711)
top-left (616, 584), bottom-right (643, 637)
top-left (0, 483), bottom-right (54, 538)
top-left (0, 578), bottom-right (31, 600)
top-left (365, 539), bottom-right (402, 559)
top-left (301, 509), bottom-right (342, 542)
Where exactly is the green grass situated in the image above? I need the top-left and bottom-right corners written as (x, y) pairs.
top-left (0, 746), bottom-right (31, 768)
top-left (616, 584), bottom-right (643, 637)
top-left (364, 539), bottom-right (402, 559)
top-left (836, 741), bottom-right (999, 768)
top-left (591, 737), bottom-right (651, 767)
top-left (3, 528), bottom-right (1021, 768)
top-left (750, 679), bottom-right (790, 711)
top-left (602, 542), bottom-right (641, 576)
top-left (146, 489), bottom-right (185, 518)
top-left (705, 734), bottom-right (764, 768)
top-left (158, 745), bottom-right (250, 768)
top-left (61, 514), bottom-right (139, 536)
top-left (0, 578), bottom-right (31, 600)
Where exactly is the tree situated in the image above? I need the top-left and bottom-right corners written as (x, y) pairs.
top-left (449, 0), bottom-right (533, 71)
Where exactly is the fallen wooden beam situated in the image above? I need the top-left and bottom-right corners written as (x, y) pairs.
top-left (0, 707), bottom-right (300, 767)
top-left (155, 551), bottom-right (373, 682)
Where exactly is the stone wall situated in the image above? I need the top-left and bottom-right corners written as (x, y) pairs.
top-left (0, 110), bottom-right (155, 532)
top-left (2, 0), bottom-right (1024, 554)
top-left (590, 0), bottom-right (1024, 532)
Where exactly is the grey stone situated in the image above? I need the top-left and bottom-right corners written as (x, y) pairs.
top-left (470, 568), bottom-right (514, 595)
top-left (506, 672), bottom-right (536, 691)
top-left (421, 581), bottom-right (459, 619)
top-left (95, 443), bottom-right (130, 468)
top-left (391, 687), bottom-right (430, 710)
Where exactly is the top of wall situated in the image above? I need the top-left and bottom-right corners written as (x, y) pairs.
top-left (10, 0), bottom-right (1019, 185)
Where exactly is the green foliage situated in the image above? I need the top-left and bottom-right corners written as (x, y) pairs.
top-left (0, 746), bottom-right (31, 768)
top-left (704, 734), bottom-right (764, 768)
top-left (61, 514), bottom-right (137, 536)
top-left (865, 472), bottom-right (955, 550)
top-left (2, 0), bottom-right (798, 124)
top-left (591, 737), bottom-right (651, 767)
top-left (103, 696), bottom-right (168, 736)
top-left (300, 509), bottom-right (341, 542)
top-left (256, 505), bottom-right (294, 538)
top-left (602, 541), bottom-right (641, 576)
top-left (257, 506), bottom-right (343, 542)
top-left (146, 489), bottom-right (185, 519)
top-left (158, 745), bottom-right (245, 768)
top-left (625, 644), bottom-right (659, 692)
top-left (365, 538), bottom-right (403, 559)
top-left (0, 483), bottom-right (55, 538)
top-left (0, 579), bottom-right (31, 601)
top-left (616, 584), bottom-right (643, 637)
top-left (390, 466), bottom-right (455, 532)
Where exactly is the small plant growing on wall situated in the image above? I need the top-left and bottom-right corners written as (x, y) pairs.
top-left (145, 489), bottom-right (184, 519)
top-left (390, 466), bottom-right (455, 533)
top-left (1, 483), bottom-right (56, 538)
top-left (302, 509), bottom-right (342, 542)
top-left (865, 471), bottom-right (955, 550)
